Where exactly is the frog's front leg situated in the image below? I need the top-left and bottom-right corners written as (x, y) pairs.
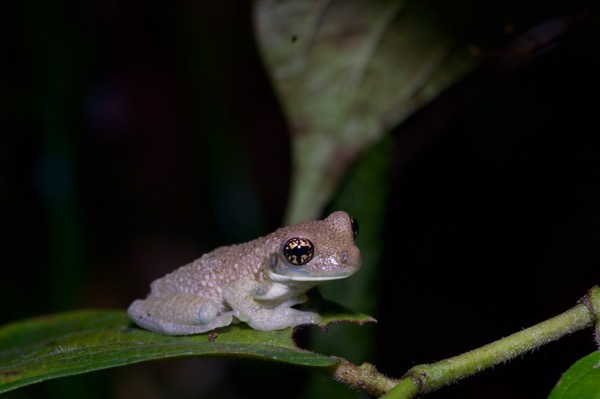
top-left (127, 293), bottom-right (234, 335)
top-left (222, 279), bottom-right (321, 331)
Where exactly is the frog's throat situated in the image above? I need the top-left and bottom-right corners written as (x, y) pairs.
top-left (267, 271), bottom-right (351, 283)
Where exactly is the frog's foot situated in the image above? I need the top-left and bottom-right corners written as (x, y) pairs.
top-left (127, 293), bottom-right (233, 335)
top-left (242, 307), bottom-right (322, 331)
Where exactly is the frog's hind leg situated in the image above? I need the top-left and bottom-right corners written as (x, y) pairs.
top-left (127, 293), bottom-right (234, 335)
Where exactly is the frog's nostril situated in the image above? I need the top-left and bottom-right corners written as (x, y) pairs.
top-left (340, 251), bottom-right (349, 264)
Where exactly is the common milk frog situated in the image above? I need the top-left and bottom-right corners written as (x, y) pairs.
top-left (127, 211), bottom-right (361, 335)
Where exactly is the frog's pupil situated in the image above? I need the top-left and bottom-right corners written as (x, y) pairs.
top-left (350, 216), bottom-right (359, 239)
top-left (291, 246), bottom-right (307, 258)
top-left (284, 238), bottom-right (314, 265)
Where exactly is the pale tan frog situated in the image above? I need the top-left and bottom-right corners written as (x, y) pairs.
top-left (127, 211), bottom-right (362, 335)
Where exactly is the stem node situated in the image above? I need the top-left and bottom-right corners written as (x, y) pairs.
top-left (581, 286), bottom-right (600, 348)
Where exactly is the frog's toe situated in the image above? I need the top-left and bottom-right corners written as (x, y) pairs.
top-left (276, 308), bottom-right (321, 328)
top-left (298, 310), bottom-right (321, 325)
top-left (203, 313), bottom-right (234, 331)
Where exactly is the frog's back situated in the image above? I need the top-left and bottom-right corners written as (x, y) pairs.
top-left (147, 239), bottom-right (270, 302)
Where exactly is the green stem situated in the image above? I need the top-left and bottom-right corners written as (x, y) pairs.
top-left (334, 286), bottom-right (600, 398)
top-left (410, 291), bottom-right (595, 391)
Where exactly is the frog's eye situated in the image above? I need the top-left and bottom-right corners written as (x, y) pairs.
top-left (350, 216), bottom-right (359, 239)
top-left (283, 237), bottom-right (314, 266)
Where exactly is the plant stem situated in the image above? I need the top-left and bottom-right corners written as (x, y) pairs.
top-left (331, 286), bottom-right (600, 398)
top-left (383, 286), bottom-right (600, 398)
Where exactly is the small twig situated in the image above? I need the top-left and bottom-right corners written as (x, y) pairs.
top-left (327, 358), bottom-right (398, 397)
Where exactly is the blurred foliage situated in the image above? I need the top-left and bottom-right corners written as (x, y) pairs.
top-left (255, 0), bottom-right (478, 224)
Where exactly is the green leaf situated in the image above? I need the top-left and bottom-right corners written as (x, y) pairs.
top-left (548, 351), bottom-right (600, 399)
top-left (254, 0), bottom-right (478, 223)
top-left (0, 301), bottom-right (374, 393)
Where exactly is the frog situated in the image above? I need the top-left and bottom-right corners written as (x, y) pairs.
top-left (127, 211), bottom-right (362, 335)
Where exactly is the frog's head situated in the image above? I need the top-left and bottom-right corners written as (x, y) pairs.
top-left (268, 211), bottom-right (362, 283)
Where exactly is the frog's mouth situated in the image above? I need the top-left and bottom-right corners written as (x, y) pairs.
top-left (267, 251), bottom-right (361, 283)
top-left (268, 268), bottom-right (358, 283)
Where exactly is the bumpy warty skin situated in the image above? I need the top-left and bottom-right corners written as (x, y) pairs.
top-left (146, 211), bottom-right (361, 301)
top-left (128, 211), bottom-right (362, 334)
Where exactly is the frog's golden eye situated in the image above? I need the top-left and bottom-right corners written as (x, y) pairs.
top-left (283, 238), bottom-right (314, 265)
top-left (350, 216), bottom-right (359, 239)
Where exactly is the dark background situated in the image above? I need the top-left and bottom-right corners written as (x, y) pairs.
top-left (1, 1), bottom-right (599, 398)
